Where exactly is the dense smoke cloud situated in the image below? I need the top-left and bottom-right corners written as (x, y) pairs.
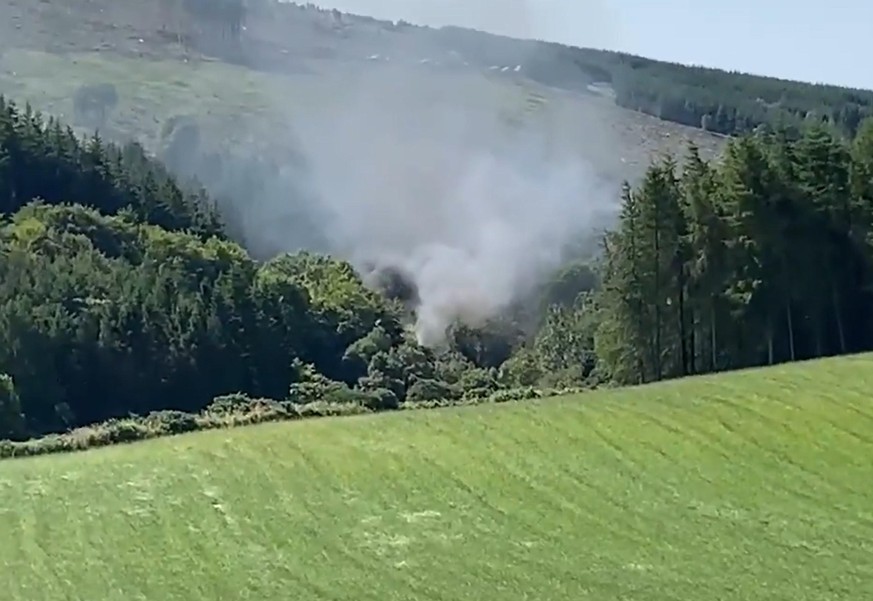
top-left (195, 1), bottom-right (622, 345)
top-left (274, 59), bottom-right (618, 345)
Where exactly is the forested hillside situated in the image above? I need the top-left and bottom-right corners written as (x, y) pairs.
top-left (182, 1), bottom-right (873, 138)
top-left (433, 25), bottom-right (873, 137)
top-left (187, 1), bottom-right (873, 137)
top-left (597, 120), bottom-right (873, 381)
top-left (3, 0), bottom-right (871, 144)
top-left (613, 59), bottom-right (873, 138)
top-left (0, 96), bottom-right (594, 442)
top-left (140, 0), bottom-right (873, 138)
top-left (2, 89), bottom-right (873, 449)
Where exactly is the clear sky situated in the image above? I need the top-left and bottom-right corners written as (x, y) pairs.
top-left (312, 0), bottom-right (873, 90)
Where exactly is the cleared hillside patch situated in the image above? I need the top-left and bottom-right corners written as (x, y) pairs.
top-left (0, 46), bottom-right (725, 184)
top-left (2, 355), bottom-right (873, 600)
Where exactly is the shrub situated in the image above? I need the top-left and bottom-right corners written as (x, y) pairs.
top-left (293, 401), bottom-right (371, 419)
top-left (363, 388), bottom-right (399, 411)
top-left (406, 378), bottom-right (462, 404)
top-left (144, 410), bottom-right (199, 435)
top-left (458, 368), bottom-right (499, 400)
top-left (0, 375), bottom-right (590, 461)
top-left (207, 392), bottom-right (255, 416)
top-left (488, 387), bottom-right (542, 404)
top-left (91, 419), bottom-right (152, 446)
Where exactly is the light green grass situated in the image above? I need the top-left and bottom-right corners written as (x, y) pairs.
top-left (2, 355), bottom-right (873, 600)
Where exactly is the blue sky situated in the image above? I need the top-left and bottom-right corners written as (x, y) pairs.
top-left (607, 0), bottom-right (872, 89)
top-left (314, 0), bottom-right (873, 90)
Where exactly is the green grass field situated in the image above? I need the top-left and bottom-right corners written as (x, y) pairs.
top-left (2, 355), bottom-right (873, 600)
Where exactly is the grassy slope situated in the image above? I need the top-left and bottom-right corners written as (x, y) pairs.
top-left (0, 47), bottom-right (725, 185)
top-left (2, 356), bottom-right (873, 600)
top-left (0, 0), bottom-right (728, 185)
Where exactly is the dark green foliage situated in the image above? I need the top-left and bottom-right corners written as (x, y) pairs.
top-left (6, 87), bottom-right (873, 450)
top-left (262, 252), bottom-right (402, 383)
top-left (0, 96), bottom-right (222, 235)
top-left (537, 260), bottom-right (599, 310)
top-left (207, 392), bottom-right (254, 416)
top-left (406, 378), bottom-right (462, 404)
top-left (287, 360), bottom-right (375, 407)
top-left (596, 118), bottom-right (873, 383)
top-left (0, 186), bottom-right (492, 439)
top-left (364, 388), bottom-right (400, 411)
top-left (448, 320), bottom-right (523, 369)
top-left (0, 89), bottom-right (585, 448)
top-left (0, 382), bottom-right (579, 460)
top-left (431, 22), bottom-right (873, 137)
top-left (457, 367), bottom-right (499, 400)
top-left (143, 410), bottom-right (200, 435)
top-left (488, 387), bottom-right (543, 404)
top-left (0, 374), bottom-right (24, 441)
top-left (0, 198), bottom-right (419, 436)
top-left (606, 61), bottom-right (873, 138)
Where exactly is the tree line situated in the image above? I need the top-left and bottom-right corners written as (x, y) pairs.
top-left (433, 23), bottom-right (873, 138)
top-left (351, 10), bottom-right (873, 138)
top-left (594, 119), bottom-right (873, 383)
top-left (605, 59), bottom-right (873, 139)
top-left (158, 0), bottom-right (247, 46)
top-left (464, 39), bottom-right (873, 138)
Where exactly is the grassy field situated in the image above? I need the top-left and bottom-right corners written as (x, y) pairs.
top-left (2, 356), bottom-right (873, 600)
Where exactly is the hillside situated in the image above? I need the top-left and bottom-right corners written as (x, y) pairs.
top-left (2, 355), bottom-right (872, 600)
top-left (0, 0), bottom-right (741, 269)
top-left (0, 0), bottom-right (729, 186)
top-left (4, 0), bottom-right (871, 264)
top-left (6, 0), bottom-right (870, 263)
top-left (3, 0), bottom-right (871, 144)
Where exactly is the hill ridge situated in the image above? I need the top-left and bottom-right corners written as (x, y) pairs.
top-left (2, 0), bottom-right (872, 141)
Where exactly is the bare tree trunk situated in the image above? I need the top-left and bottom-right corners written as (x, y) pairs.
top-left (678, 287), bottom-right (688, 376)
top-left (653, 213), bottom-right (662, 381)
top-left (832, 287), bottom-right (847, 354)
top-left (786, 301), bottom-right (796, 362)
top-left (710, 306), bottom-right (717, 372)
top-left (689, 308), bottom-right (697, 375)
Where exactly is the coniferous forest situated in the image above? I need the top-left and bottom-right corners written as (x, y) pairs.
top-left (436, 22), bottom-right (873, 138)
top-left (2, 91), bottom-right (873, 450)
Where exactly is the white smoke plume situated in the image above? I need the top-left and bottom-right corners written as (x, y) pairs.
top-left (255, 1), bottom-right (623, 345)
top-left (286, 61), bottom-right (617, 345)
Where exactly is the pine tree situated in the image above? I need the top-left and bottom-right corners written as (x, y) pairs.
top-left (681, 143), bottom-right (727, 373)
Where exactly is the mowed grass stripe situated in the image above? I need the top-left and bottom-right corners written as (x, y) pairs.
top-left (2, 355), bottom-right (873, 600)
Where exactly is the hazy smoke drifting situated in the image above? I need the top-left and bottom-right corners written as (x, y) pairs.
top-left (282, 60), bottom-right (616, 345)
top-left (228, 1), bottom-right (622, 345)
